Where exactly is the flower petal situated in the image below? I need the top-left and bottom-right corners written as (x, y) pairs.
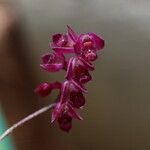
top-left (51, 102), bottom-right (62, 122)
top-left (71, 79), bottom-right (88, 93)
top-left (74, 34), bottom-right (85, 55)
top-left (66, 57), bottom-right (92, 86)
top-left (65, 57), bottom-right (74, 79)
top-left (52, 34), bottom-right (67, 47)
top-left (80, 71), bottom-right (92, 84)
top-left (67, 103), bottom-right (83, 120)
top-left (41, 53), bottom-right (51, 63)
top-left (40, 52), bottom-right (65, 72)
top-left (78, 57), bottom-right (94, 71)
top-left (40, 64), bottom-right (63, 72)
top-left (70, 92), bottom-right (85, 108)
top-left (67, 25), bottom-right (78, 42)
top-left (88, 32), bottom-right (105, 50)
top-left (60, 81), bottom-right (68, 103)
top-left (58, 113), bottom-right (72, 132)
top-left (51, 45), bottom-right (74, 54)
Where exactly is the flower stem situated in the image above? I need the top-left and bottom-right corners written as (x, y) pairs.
top-left (0, 103), bottom-right (55, 141)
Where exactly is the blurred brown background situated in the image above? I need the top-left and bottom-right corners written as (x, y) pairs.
top-left (0, 0), bottom-right (150, 150)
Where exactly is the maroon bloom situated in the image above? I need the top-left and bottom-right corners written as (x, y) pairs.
top-left (74, 33), bottom-right (104, 61)
top-left (40, 52), bottom-right (66, 72)
top-left (35, 26), bottom-right (105, 132)
top-left (51, 102), bottom-right (82, 132)
top-left (58, 80), bottom-right (87, 106)
top-left (59, 80), bottom-right (86, 106)
top-left (69, 91), bottom-right (85, 108)
top-left (50, 26), bottom-right (78, 54)
top-left (58, 113), bottom-right (72, 132)
top-left (51, 102), bottom-right (82, 122)
top-left (66, 57), bottom-right (92, 85)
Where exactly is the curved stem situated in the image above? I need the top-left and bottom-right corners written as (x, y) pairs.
top-left (0, 103), bottom-right (55, 141)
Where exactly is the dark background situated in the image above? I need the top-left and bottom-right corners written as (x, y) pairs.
top-left (0, 0), bottom-right (150, 150)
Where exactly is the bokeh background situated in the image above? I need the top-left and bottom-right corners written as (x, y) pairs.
top-left (0, 0), bottom-right (150, 150)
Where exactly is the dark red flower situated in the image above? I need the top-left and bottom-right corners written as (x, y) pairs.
top-left (40, 52), bottom-right (65, 72)
top-left (66, 57), bottom-right (92, 85)
top-left (51, 102), bottom-right (82, 122)
top-left (59, 80), bottom-right (86, 108)
top-left (58, 113), bottom-right (72, 132)
top-left (51, 102), bottom-right (82, 132)
top-left (69, 91), bottom-right (85, 108)
top-left (50, 26), bottom-right (78, 54)
top-left (74, 33), bottom-right (104, 61)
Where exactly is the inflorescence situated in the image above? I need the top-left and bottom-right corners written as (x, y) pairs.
top-left (35, 26), bottom-right (105, 132)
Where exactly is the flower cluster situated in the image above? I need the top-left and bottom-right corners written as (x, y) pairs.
top-left (35, 26), bottom-right (104, 132)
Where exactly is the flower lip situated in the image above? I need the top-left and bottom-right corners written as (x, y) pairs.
top-left (70, 91), bottom-right (85, 108)
top-left (83, 49), bottom-right (98, 62)
top-left (58, 113), bottom-right (72, 132)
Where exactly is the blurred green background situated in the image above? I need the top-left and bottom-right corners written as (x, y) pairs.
top-left (0, 0), bottom-right (150, 150)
